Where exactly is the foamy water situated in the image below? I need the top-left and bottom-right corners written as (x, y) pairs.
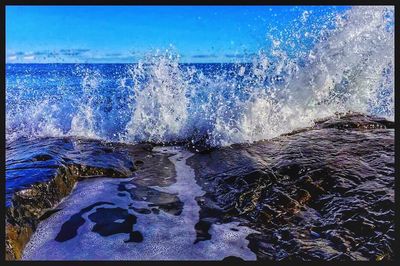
top-left (22, 147), bottom-right (258, 260)
top-left (6, 6), bottom-right (394, 147)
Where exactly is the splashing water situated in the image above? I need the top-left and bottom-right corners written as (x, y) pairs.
top-left (122, 55), bottom-right (190, 143)
top-left (6, 6), bottom-right (394, 147)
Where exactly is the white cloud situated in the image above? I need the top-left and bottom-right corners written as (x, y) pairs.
top-left (7, 55), bottom-right (17, 61)
top-left (23, 55), bottom-right (35, 60)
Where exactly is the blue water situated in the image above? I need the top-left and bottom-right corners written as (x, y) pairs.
top-left (6, 63), bottom-right (256, 144)
top-left (6, 7), bottom-right (394, 147)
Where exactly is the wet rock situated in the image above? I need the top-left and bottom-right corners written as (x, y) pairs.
top-left (194, 219), bottom-right (212, 243)
top-left (39, 208), bottom-right (62, 221)
top-left (134, 160), bottom-right (144, 166)
top-left (32, 154), bottom-right (53, 162)
top-left (118, 181), bottom-right (184, 216)
top-left (55, 202), bottom-right (115, 242)
top-left (315, 113), bottom-right (394, 130)
top-left (222, 256), bottom-right (245, 261)
top-left (188, 113), bottom-right (394, 261)
top-left (129, 206), bottom-right (152, 215)
top-left (5, 113), bottom-right (394, 261)
top-left (88, 207), bottom-right (138, 238)
top-left (126, 231), bottom-right (144, 243)
top-left (5, 137), bottom-right (162, 260)
top-left (293, 189), bottom-right (312, 205)
top-left (310, 230), bottom-right (320, 239)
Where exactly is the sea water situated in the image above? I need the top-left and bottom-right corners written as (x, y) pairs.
top-left (6, 6), bottom-right (394, 147)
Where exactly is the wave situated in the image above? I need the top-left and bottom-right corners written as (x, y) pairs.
top-left (6, 6), bottom-right (394, 147)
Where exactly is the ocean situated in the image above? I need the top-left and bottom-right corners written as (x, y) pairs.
top-left (6, 6), bottom-right (394, 147)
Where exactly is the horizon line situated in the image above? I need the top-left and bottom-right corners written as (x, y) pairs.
top-left (6, 62), bottom-right (254, 65)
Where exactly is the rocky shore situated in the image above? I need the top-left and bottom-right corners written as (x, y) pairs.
top-left (5, 113), bottom-right (394, 261)
top-left (5, 139), bottom-right (166, 259)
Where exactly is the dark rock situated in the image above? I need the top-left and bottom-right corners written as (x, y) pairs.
top-left (88, 207), bottom-right (138, 238)
top-left (118, 181), bottom-right (184, 216)
top-left (129, 207), bottom-right (152, 215)
top-left (38, 208), bottom-right (62, 221)
top-left (5, 113), bottom-right (394, 261)
top-left (126, 231), bottom-right (144, 243)
top-left (134, 160), bottom-right (144, 166)
top-left (194, 220), bottom-right (212, 243)
top-left (32, 154), bottom-right (53, 162)
top-left (222, 256), bottom-right (245, 261)
top-left (187, 113), bottom-right (394, 261)
top-left (310, 230), bottom-right (320, 238)
top-left (5, 137), bottom-right (164, 260)
top-left (56, 202), bottom-right (115, 242)
top-left (315, 113), bottom-right (393, 130)
top-left (151, 208), bottom-right (160, 214)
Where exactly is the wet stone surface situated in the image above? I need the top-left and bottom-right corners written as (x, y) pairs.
top-left (55, 202), bottom-right (115, 242)
top-left (5, 137), bottom-right (172, 260)
top-left (88, 207), bottom-right (142, 242)
top-left (21, 147), bottom-right (258, 260)
top-left (118, 181), bottom-right (184, 216)
top-left (5, 113), bottom-right (395, 261)
top-left (188, 113), bottom-right (394, 261)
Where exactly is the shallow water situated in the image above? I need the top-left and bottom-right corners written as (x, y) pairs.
top-left (22, 147), bottom-right (258, 260)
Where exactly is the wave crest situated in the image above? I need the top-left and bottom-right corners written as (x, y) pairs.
top-left (6, 6), bottom-right (394, 147)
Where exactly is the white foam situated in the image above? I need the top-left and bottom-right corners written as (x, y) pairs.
top-left (6, 7), bottom-right (394, 146)
top-left (22, 147), bottom-right (258, 260)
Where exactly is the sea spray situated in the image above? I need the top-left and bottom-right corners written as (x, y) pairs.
top-left (69, 67), bottom-right (103, 139)
top-left (122, 54), bottom-right (190, 143)
top-left (6, 6), bottom-right (394, 147)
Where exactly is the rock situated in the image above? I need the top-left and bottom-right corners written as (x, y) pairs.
top-left (310, 230), bottom-right (320, 239)
top-left (187, 113), bottom-right (394, 261)
top-left (222, 256), bottom-right (245, 261)
top-left (5, 113), bottom-right (394, 261)
top-left (315, 113), bottom-right (393, 130)
top-left (5, 137), bottom-right (164, 260)
top-left (32, 154), bottom-right (53, 162)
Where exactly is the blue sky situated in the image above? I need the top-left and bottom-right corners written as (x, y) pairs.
top-left (6, 6), bottom-right (349, 63)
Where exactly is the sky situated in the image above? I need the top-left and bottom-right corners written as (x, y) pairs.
top-left (6, 6), bottom-right (349, 63)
